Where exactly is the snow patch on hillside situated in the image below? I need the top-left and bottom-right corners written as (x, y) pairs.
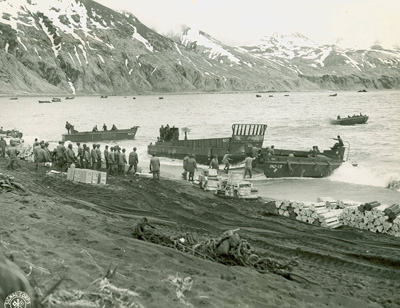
top-left (130, 25), bottom-right (153, 52)
top-left (181, 28), bottom-right (240, 64)
top-left (17, 37), bottom-right (27, 51)
top-left (97, 54), bottom-right (105, 63)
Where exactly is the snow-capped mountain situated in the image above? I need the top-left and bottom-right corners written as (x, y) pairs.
top-left (0, 0), bottom-right (399, 95)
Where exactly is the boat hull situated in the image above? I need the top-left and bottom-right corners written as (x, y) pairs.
top-left (330, 116), bottom-right (368, 125)
top-left (148, 124), bottom-right (267, 165)
top-left (262, 158), bottom-right (341, 178)
top-left (62, 127), bottom-right (139, 142)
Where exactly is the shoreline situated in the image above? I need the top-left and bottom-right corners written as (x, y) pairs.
top-left (0, 88), bottom-right (395, 98)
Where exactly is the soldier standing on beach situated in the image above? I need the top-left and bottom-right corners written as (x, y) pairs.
top-left (209, 155), bottom-right (219, 171)
top-left (56, 141), bottom-right (66, 169)
top-left (127, 147), bottom-right (139, 175)
top-left (187, 154), bottom-right (198, 182)
top-left (96, 144), bottom-right (102, 169)
top-left (222, 151), bottom-right (232, 173)
top-left (182, 154), bottom-right (190, 180)
top-left (76, 142), bottom-right (83, 168)
top-left (118, 148), bottom-right (127, 175)
top-left (44, 142), bottom-right (52, 162)
top-left (108, 147), bottom-right (116, 175)
top-left (65, 144), bottom-right (76, 169)
top-left (6, 146), bottom-right (20, 170)
top-left (104, 145), bottom-right (109, 170)
top-left (0, 137), bottom-right (6, 158)
top-left (91, 144), bottom-right (97, 170)
top-left (244, 154), bottom-right (256, 179)
top-left (83, 146), bottom-right (91, 169)
top-left (150, 153), bottom-right (160, 180)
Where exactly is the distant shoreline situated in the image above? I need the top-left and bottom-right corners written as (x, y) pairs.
top-left (0, 88), bottom-right (395, 98)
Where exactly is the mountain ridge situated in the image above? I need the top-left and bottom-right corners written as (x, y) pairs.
top-left (0, 0), bottom-right (399, 95)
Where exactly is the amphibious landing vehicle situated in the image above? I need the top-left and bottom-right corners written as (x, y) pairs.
top-left (147, 124), bottom-right (268, 164)
top-left (259, 146), bottom-right (346, 178)
top-left (147, 123), bottom-right (346, 178)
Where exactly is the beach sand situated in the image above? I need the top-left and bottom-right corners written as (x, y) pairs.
top-left (1, 159), bottom-right (399, 307)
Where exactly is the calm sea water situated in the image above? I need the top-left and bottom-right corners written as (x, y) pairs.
top-left (1, 91), bottom-right (399, 196)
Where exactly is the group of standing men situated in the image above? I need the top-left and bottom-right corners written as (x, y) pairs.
top-left (39, 141), bottom-right (139, 176)
top-left (159, 125), bottom-right (179, 142)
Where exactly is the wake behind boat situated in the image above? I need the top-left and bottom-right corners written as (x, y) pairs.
top-left (330, 114), bottom-right (369, 125)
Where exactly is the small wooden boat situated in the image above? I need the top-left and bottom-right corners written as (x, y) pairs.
top-left (52, 97), bottom-right (61, 102)
top-left (358, 89), bottom-right (367, 93)
top-left (329, 93), bottom-right (337, 97)
top-left (62, 126), bottom-right (139, 142)
top-left (38, 100), bottom-right (51, 104)
top-left (330, 115), bottom-right (369, 125)
top-left (269, 95), bottom-right (273, 97)
top-left (284, 94), bottom-right (289, 96)
top-left (100, 95), bottom-right (108, 98)
top-left (133, 97), bottom-right (136, 100)
top-left (65, 96), bottom-right (75, 100)
top-left (256, 94), bottom-right (261, 98)
top-left (159, 97), bottom-right (164, 100)
top-left (9, 97), bottom-right (18, 100)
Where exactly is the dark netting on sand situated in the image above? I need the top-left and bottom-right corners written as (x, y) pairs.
top-left (132, 218), bottom-right (299, 279)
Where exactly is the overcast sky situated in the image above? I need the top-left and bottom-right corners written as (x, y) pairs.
top-left (96, 0), bottom-right (400, 49)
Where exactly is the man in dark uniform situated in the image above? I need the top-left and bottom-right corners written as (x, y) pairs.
top-left (127, 147), bottom-right (139, 175)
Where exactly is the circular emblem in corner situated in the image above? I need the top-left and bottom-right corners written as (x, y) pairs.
top-left (4, 291), bottom-right (31, 308)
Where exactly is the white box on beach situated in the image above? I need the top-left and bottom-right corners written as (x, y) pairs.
top-left (83, 170), bottom-right (93, 184)
top-left (67, 168), bottom-right (75, 181)
top-left (228, 170), bottom-right (244, 185)
top-left (73, 169), bottom-right (83, 183)
top-left (99, 172), bottom-right (107, 184)
top-left (91, 171), bottom-right (99, 184)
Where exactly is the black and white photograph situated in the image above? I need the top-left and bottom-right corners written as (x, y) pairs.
top-left (0, 0), bottom-right (399, 307)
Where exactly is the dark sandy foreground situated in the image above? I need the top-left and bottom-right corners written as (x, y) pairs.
top-left (1, 159), bottom-right (400, 308)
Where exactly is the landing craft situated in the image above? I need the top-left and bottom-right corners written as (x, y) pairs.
top-left (148, 124), bottom-right (346, 178)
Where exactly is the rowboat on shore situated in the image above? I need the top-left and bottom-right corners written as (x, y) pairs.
top-left (330, 115), bottom-right (369, 125)
top-left (100, 95), bottom-right (108, 98)
top-left (9, 97), bottom-right (18, 100)
top-left (38, 100), bottom-right (51, 104)
top-left (52, 97), bottom-right (61, 102)
top-left (329, 93), bottom-right (337, 97)
top-left (62, 126), bottom-right (139, 142)
top-left (66, 96), bottom-right (75, 100)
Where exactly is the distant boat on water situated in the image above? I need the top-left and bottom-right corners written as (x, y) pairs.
top-left (329, 93), bottom-right (337, 97)
top-left (9, 97), bottom-right (18, 100)
top-left (101, 95), bottom-right (108, 98)
top-left (159, 97), bottom-right (164, 100)
top-left (330, 114), bottom-right (369, 125)
top-left (65, 96), bottom-right (75, 100)
top-left (38, 100), bottom-right (51, 104)
top-left (62, 126), bottom-right (139, 142)
top-left (358, 89), bottom-right (367, 93)
top-left (52, 97), bottom-right (61, 102)
top-left (133, 97), bottom-right (136, 100)
top-left (256, 94), bottom-right (261, 98)
top-left (269, 95), bottom-right (273, 97)
top-left (284, 94), bottom-right (289, 96)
